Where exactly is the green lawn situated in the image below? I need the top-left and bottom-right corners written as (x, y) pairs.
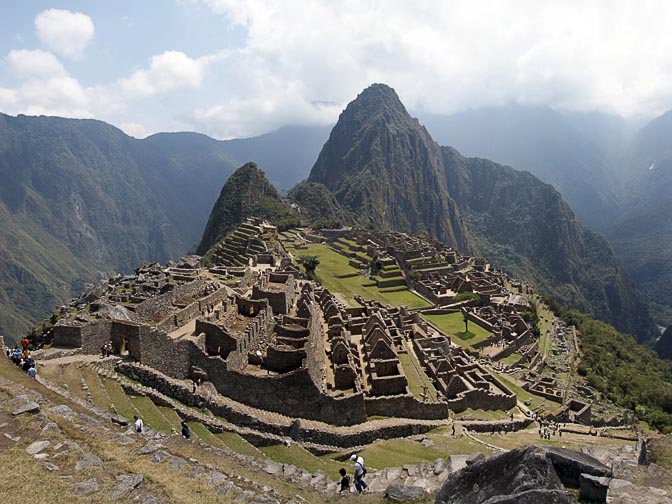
top-left (332, 436), bottom-right (486, 470)
top-left (80, 367), bottom-right (112, 410)
top-left (287, 243), bottom-right (430, 309)
top-left (422, 312), bottom-right (492, 349)
top-left (492, 373), bottom-right (563, 415)
top-left (261, 443), bottom-right (342, 474)
top-left (453, 408), bottom-right (512, 421)
top-left (101, 377), bottom-right (139, 420)
top-left (61, 365), bottom-right (85, 399)
top-left (500, 352), bottom-right (523, 365)
top-left (130, 396), bottom-right (175, 434)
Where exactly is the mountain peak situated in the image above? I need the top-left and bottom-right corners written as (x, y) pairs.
top-left (307, 84), bottom-right (471, 251)
top-left (196, 162), bottom-right (298, 255)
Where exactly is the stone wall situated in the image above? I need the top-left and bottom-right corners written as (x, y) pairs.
top-left (117, 362), bottom-right (441, 447)
top-left (305, 302), bottom-right (326, 393)
top-left (109, 320), bottom-right (147, 356)
top-left (53, 323), bottom-right (84, 348)
top-left (197, 319), bottom-right (237, 360)
top-left (266, 346), bottom-right (304, 372)
top-left (448, 387), bottom-right (517, 413)
top-left (80, 321), bottom-right (113, 354)
top-left (135, 277), bottom-right (208, 321)
top-left (138, 330), bottom-right (196, 378)
top-left (191, 350), bottom-right (367, 425)
top-left (365, 395), bottom-right (449, 420)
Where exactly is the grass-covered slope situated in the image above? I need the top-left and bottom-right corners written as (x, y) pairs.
top-left (545, 296), bottom-right (672, 432)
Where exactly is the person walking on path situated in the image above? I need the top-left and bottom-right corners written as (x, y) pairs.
top-left (338, 467), bottom-right (351, 493)
top-left (351, 454), bottom-right (367, 493)
top-left (134, 415), bottom-right (144, 433)
top-left (181, 421), bottom-right (191, 439)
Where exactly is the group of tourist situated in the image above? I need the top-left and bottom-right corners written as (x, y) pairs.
top-left (338, 454), bottom-right (368, 494)
top-left (538, 418), bottom-right (562, 439)
top-left (101, 340), bottom-right (113, 358)
top-left (5, 336), bottom-right (37, 377)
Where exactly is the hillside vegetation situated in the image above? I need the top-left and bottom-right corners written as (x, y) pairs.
top-left (545, 296), bottom-right (672, 432)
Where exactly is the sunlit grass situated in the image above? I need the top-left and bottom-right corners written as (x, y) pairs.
top-left (286, 242), bottom-right (430, 308)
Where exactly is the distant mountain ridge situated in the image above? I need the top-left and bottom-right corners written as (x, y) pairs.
top-left (419, 105), bottom-right (622, 231)
top-left (607, 110), bottom-right (672, 327)
top-left (0, 114), bottom-right (323, 339)
top-left (299, 84), bottom-right (655, 342)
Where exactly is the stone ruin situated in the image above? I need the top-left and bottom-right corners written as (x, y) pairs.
top-left (35, 224), bottom-right (600, 438)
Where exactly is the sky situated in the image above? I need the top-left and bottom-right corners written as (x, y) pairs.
top-left (1, 0), bottom-right (672, 140)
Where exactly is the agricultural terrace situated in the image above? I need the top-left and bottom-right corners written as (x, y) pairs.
top-left (282, 240), bottom-right (430, 309)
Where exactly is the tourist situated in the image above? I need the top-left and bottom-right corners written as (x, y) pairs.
top-left (21, 336), bottom-right (29, 351)
top-left (181, 421), bottom-right (190, 439)
top-left (338, 467), bottom-right (351, 493)
top-left (27, 365), bottom-right (37, 378)
top-left (134, 415), bottom-right (144, 433)
top-left (11, 347), bottom-right (22, 365)
top-left (101, 343), bottom-right (108, 358)
top-left (351, 454), bottom-right (367, 493)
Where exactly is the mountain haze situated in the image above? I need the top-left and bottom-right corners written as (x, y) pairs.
top-left (607, 110), bottom-right (672, 326)
top-left (419, 106), bottom-right (620, 230)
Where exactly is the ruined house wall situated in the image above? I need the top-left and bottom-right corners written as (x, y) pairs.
top-left (80, 321), bottom-right (114, 354)
top-left (365, 395), bottom-right (449, 420)
top-left (53, 324), bottom-right (84, 348)
top-left (191, 350), bottom-right (366, 425)
top-left (135, 277), bottom-right (208, 321)
top-left (197, 319), bottom-right (237, 359)
top-left (369, 374), bottom-right (408, 396)
top-left (252, 285), bottom-right (292, 314)
top-left (266, 346), bottom-right (304, 372)
top-left (138, 330), bottom-right (196, 379)
top-left (109, 320), bottom-right (148, 357)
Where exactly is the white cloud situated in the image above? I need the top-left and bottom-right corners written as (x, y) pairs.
top-left (119, 50), bottom-right (219, 98)
top-left (18, 76), bottom-right (92, 118)
top-left (189, 82), bottom-right (340, 138)
top-left (119, 122), bottom-right (150, 138)
top-left (7, 49), bottom-right (67, 79)
top-left (35, 9), bottom-right (94, 59)
top-left (187, 0), bottom-right (672, 136)
top-left (0, 87), bottom-right (18, 106)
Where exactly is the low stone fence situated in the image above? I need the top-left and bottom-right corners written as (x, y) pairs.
top-left (365, 395), bottom-right (449, 420)
top-left (116, 362), bottom-right (447, 448)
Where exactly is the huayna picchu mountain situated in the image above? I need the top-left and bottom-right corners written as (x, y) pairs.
top-left (308, 84), bottom-right (472, 253)
top-left (196, 162), bottom-right (299, 255)
top-left (299, 84), bottom-right (655, 342)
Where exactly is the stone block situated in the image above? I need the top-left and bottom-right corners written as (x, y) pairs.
top-left (579, 473), bottom-right (610, 503)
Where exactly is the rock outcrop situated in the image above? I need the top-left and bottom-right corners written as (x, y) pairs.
top-left (435, 445), bottom-right (611, 504)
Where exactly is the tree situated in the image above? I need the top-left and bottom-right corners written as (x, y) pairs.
top-left (299, 255), bottom-right (320, 280)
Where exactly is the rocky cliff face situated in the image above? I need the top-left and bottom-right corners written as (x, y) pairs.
top-left (442, 147), bottom-right (655, 342)
top-left (607, 110), bottom-right (672, 328)
top-left (196, 162), bottom-right (298, 255)
top-left (308, 84), bottom-right (471, 252)
top-left (300, 84), bottom-right (655, 342)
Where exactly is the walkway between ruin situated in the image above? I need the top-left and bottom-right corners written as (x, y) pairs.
top-left (168, 318), bottom-right (197, 340)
